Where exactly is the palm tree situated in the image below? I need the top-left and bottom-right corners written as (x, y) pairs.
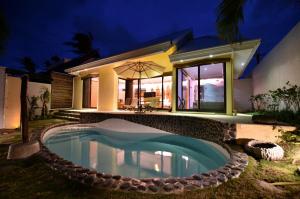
top-left (216, 0), bottom-right (300, 42)
top-left (19, 56), bottom-right (36, 74)
top-left (216, 0), bottom-right (245, 42)
top-left (0, 11), bottom-right (9, 54)
top-left (64, 32), bottom-right (97, 56)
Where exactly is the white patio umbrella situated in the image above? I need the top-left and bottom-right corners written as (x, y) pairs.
top-left (114, 61), bottom-right (165, 111)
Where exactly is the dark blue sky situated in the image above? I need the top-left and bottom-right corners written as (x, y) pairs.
top-left (1, 0), bottom-right (300, 74)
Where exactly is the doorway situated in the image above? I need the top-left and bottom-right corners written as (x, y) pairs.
top-left (82, 77), bottom-right (99, 108)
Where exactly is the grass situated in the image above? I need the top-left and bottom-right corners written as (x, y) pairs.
top-left (0, 119), bottom-right (300, 199)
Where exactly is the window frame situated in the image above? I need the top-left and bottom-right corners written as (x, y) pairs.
top-left (176, 62), bottom-right (226, 113)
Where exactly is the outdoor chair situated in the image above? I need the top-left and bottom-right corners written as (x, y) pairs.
top-left (144, 97), bottom-right (160, 112)
top-left (124, 98), bottom-right (138, 111)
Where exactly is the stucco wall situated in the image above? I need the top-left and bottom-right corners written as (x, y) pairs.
top-left (73, 76), bottom-right (83, 109)
top-left (98, 67), bottom-right (118, 111)
top-left (236, 123), bottom-right (296, 143)
top-left (234, 78), bottom-right (252, 112)
top-left (253, 22), bottom-right (300, 94)
top-left (4, 76), bottom-right (21, 129)
top-left (0, 67), bottom-right (6, 128)
top-left (28, 82), bottom-right (51, 116)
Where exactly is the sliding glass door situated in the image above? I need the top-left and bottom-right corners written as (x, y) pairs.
top-left (177, 63), bottom-right (225, 112)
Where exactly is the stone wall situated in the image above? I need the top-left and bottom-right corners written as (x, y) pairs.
top-left (80, 112), bottom-right (228, 143)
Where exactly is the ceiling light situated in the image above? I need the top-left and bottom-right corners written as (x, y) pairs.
top-left (180, 60), bottom-right (184, 63)
top-left (241, 62), bottom-right (245, 66)
top-left (209, 54), bottom-right (213, 58)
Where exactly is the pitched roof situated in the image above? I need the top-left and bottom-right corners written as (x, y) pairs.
top-left (66, 29), bottom-right (193, 73)
top-left (175, 35), bottom-right (228, 54)
top-left (48, 50), bottom-right (100, 73)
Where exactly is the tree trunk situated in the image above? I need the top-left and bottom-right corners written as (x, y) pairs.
top-left (21, 75), bottom-right (29, 143)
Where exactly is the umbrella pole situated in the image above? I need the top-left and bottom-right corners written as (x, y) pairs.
top-left (138, 71), bottom-right (142, 112)
top-left (138, 78), bottom-right (140, 112)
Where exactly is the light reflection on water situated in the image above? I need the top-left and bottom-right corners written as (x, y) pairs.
top-left (44, 130), bottom-right (228, 178)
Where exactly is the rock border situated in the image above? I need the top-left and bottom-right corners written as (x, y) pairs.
top-left (36, 120), bottom-right (248, 194)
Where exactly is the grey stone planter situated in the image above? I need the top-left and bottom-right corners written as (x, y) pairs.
top-left (245, 140), bottom-right (284, 161)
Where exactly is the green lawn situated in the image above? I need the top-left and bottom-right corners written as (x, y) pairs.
top-left (0, 119), bottom-right (299, 199)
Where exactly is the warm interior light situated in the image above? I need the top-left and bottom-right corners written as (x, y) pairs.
top-left (180, 60), bottom-right (184, 63)
top-left (209, 54), bottom-right (213, 58)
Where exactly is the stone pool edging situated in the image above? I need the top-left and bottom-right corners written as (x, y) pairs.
top-left (37, 120), bottom-right (248, 194)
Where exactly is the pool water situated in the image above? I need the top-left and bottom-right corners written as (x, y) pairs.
top-left (44, 129), bottom-right (229, 178)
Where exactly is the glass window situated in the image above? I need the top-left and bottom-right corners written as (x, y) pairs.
top-left (177, 63), bottom-right (225, 112)
top-left (199, 63), bottom-right (225, 112)
top-left (163, 76), bottom-right (172, 109)
top-left (118, 76), bottom-right (172, 110)
top-left (118, 79), bottom-right (126, 109)
top-left (177, 66), bottom-right (199, 110)
top-left (140, 77), bottom-right (162, 108)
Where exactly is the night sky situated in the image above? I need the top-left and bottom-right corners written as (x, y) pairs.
top-left (1, 0), bottom-right (300, 75)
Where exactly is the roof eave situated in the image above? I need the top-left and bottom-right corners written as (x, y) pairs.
top-left (169, 39), bottom-right (261, 63)
top-left (65, 41), bottom-right (172, 74)
top-left (237, 39), bottom-right (261, 78)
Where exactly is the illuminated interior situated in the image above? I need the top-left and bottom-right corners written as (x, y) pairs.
top-left (118, 76), bottom-right (172, 109)
top-left (177, 63), bottom-right (225, 112)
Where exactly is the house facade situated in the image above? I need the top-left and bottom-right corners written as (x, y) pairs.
top-left (66, 30), bottom-right (260, 115)
top-left (252, 22), bottom-right (300, 95)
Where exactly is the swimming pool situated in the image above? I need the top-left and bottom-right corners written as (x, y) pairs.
top-left (43, 120), bottom-right (229, 179)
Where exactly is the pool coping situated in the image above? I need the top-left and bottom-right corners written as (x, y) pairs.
top-left (37, 120), bottom-right (248, 194)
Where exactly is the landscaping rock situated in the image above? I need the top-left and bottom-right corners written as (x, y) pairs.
top-left (165, 177), bottom-right (177, 184)
top-left (102, 179), bottom-right (114, 187)
top-left (128, 186), bottom-right (138, 192)
top-left (84, 175), bottom-right (95, 185)
top-left (174, 182), bottom-right (184, 189)
top-left (184, 184), bottom-right (196, 191)
top-left (163, 183), bottom-right (175, 192)
top-left (192, 174), bottom-right (203, 180)
top-left (131, 179), bottom-right (141, 186)
top-left (122, 177), bottom-right (132, 181)
top-left (112, 175), bottom-right (121, 180)
top-left (120, 182), bottom-right (131, 190)
top-left (148, 184), bottom-right (159, 192)
top-left (137, 184), bottom-right (147, 191)
top-left (140, 178), bottom-right (152, 183)
top-left (152, 178), bottom-right (164, 186)
top-left (7, 140), bottom-right (41, 160)
top-left (103, 174), bottom-right (112, 179)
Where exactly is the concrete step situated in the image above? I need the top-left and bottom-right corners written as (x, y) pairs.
top-left (53, 115), bottom-right (80, 121)
top-left (54, 111), bottom-right (81, 118)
